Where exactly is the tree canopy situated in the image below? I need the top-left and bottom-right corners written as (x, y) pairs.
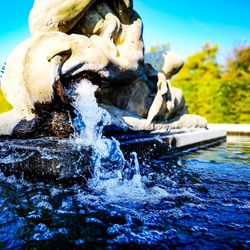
top-left (170, 43), bottom-right (250, 124)
top-left (0, 63), bottom-right (12, 113)
top-left (0, 89), bottom-right (12, 113)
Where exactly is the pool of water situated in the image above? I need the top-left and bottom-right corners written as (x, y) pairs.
top-left (0, 136), bottom-right (249, 249)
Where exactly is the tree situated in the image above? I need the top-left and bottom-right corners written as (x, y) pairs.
top-left (149, 43), bottom-right (170, 53)
top-left (223, 45), bottom-right (250, 80)
top-left (172, 43), bottom-right (222, 122)
top-left (0, 63), bottom-right (13, 113)
top-left (0, 89), bottom-right (12, 113)
top-left (220, 45), bottom-right (250, 123)
top-left (172, 43), bottom-right (250, 123)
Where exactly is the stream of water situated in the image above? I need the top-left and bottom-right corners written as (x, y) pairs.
top-left (0, 81), bottom-right (249, 249)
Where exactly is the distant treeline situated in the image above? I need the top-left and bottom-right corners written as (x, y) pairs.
top-left (148, 43), bottom-right (250, 124)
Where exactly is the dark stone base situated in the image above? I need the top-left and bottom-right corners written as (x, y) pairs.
top-left (0, 129), bottom-right (226, 182)
top-left (0, 138), bottom-right (92, 183)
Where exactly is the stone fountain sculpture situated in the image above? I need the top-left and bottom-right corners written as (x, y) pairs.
top-left (0, 0), bottom-right (207, 138)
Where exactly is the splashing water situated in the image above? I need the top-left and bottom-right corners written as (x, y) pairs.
top-left (71, 79), bottom-right (171, 200)
top-left (73, 79), bottom-right (110, 147)
top-left (72, 80), bottom-right (127, 182)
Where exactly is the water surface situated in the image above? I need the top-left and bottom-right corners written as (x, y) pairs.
top-left (0, 136), bottom-right (249, 250)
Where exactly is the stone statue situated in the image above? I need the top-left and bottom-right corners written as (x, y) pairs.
top-left (0, 0), bottom-right (207, 137)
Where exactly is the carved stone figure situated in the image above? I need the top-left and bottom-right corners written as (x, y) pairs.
top-left (0, 0), bottom-right (207, 138)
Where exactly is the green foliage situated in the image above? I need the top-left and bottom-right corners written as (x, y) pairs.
top-left (224, 45), bottom-right (250, 79)
top-left (171, 43), bottom-right (250, 124)
top-left (149, 43), bottom-right (170, 53)
top-left (0, 89), bottom-right (12, 113)
top-left (0, 63), bottom-right (12, 113)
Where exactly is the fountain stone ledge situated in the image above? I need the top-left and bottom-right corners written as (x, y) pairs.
top-left (0, 128), bottom-right (226, 181)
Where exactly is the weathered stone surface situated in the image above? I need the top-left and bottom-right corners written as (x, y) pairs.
top-left (162, 52), bottom-right (184, 79)
top-left (29, 0), bottom-right (95, 34)
top-left (0, 0), bottom-right (207, 138)
top-left (0, 138), bottom-right (92, 180)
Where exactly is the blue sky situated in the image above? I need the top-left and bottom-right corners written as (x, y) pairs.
top-left (0, 0), bottom-right (249, 66)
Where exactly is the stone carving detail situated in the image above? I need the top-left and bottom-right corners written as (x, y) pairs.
top-left (0, 0), bottom-right (207, 137)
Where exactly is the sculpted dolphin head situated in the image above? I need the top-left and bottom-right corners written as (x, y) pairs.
top-left (29, 0), bottom-right (144, 82)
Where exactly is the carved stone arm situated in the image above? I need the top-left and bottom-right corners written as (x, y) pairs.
top-left (29, 0), bottom-right (95, 34)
